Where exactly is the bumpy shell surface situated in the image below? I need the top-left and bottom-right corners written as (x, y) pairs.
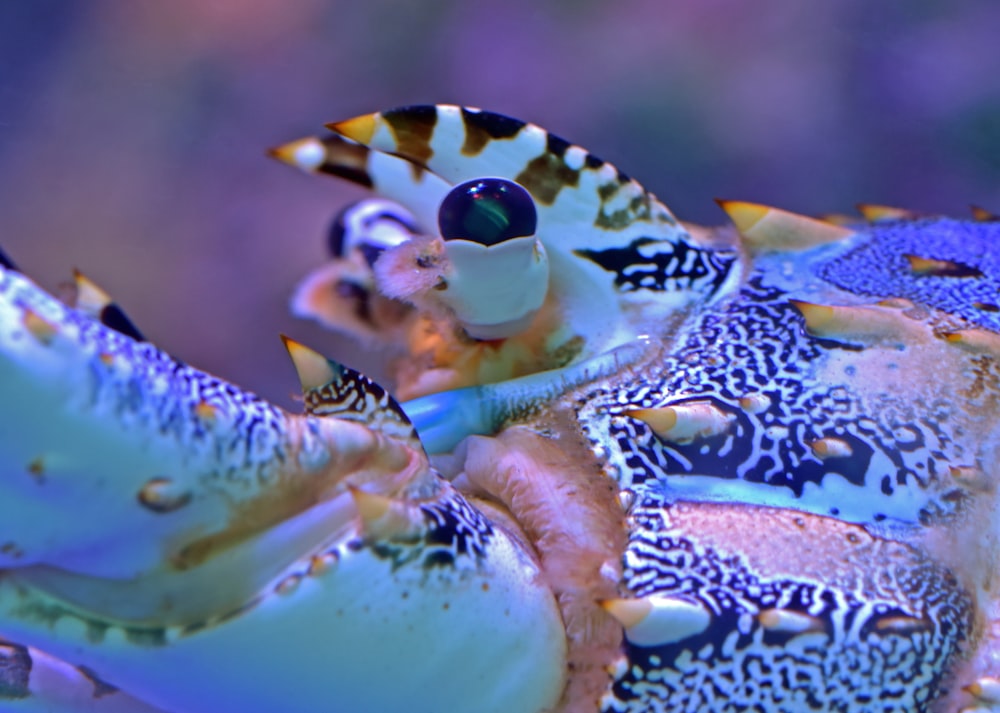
top-left (1, 105), bottom-right (999, 713)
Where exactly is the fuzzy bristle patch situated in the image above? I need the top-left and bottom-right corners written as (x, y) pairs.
top-left (459, 425), bottom-right (626, 713)
top-left (372, 235), bottom-right (449, 303)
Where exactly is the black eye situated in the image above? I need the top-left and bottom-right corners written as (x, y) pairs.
top-left (438, 178), bottom-right (537, 246)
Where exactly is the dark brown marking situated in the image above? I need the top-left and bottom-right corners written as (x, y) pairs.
top-left (515, 153), bottom-right (580, 205)
top-left (76, 665), bottom-right (119, 698)
top-left (461, 108), bottom-right (525, 156)
top-left (27, 458), bottom-right (44, 481)
top-left (317, 136), bottom-right (374, 188)
top-left (407, 161), bottom-right (424, 183)
top-left (124, 627), bottom-right (167, 647)
top-left (597, 182), bottom-right (619, 201)
top-left (974, 302), bottom-right (1000, 312)
top-left (0, 643), bottom-right (30, 700)
top-left (384, 106), bottom-right (437, 166)
top-left (959, 354), bottom-right (998, 401)
top-left (86, 620), bottom-right (109, 644)
top-left (594, 191), bottom-right (656, 230)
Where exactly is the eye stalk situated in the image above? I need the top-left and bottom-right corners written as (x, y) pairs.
top-left (432, 178), bottom-right (549, 340)
top-left (438, 179), bottom-right (537, 246)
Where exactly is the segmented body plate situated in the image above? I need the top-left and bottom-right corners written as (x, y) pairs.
top-left (577, 217), bottom-right (999, 712)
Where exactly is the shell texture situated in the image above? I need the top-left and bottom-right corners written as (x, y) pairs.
top-left (0, 105), bottom-right (999, 713)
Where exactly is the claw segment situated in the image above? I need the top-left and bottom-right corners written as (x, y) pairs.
top-left (269, 136), bottom-right (339, 175)
top-left (270, 133), bottom-right (449, 232)
top-left (287, 106), bottom-right (735, 376)
top-left (328, 105), bottom-right (684, 236)
top-left (330, 113), bottom-right (378, 148)
top-left (282, 336), bottom-right (418, 444)
top-left (717, 200), bottom-right (854, 252)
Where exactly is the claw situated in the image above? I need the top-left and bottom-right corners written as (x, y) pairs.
top-left (0, 264), bottom-right (568, 713)
top-left (0, 267), bottom-right (423, 582)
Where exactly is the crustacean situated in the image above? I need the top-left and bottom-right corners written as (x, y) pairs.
top-left (0, 105), bottom-right (998, 713)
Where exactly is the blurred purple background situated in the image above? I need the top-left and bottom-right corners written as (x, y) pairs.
top-left (1, 1), bottom-right (998, 405)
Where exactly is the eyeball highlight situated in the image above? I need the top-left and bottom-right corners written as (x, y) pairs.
top-left (438, 178), bottom-right (537, 246)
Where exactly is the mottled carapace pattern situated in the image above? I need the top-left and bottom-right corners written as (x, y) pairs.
top-left (1, 106), bottom-right (999, 713)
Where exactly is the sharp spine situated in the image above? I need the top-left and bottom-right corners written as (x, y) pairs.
top-left (349, 486), bottom-right (426, 542)
top-left (809, 437), bottom-right (853, 459)
top-left (627, 401), bottom-right (733, 443)
top-left (790, 300), bottom-right (930, 346)
top-left (757, 608), bottom-right (824, 634)
top-left (716, 200), bottom-right (854, 252)
top-left (970, 205), bottom-right (997, 221)
top-left (601, 595), bottom-right (712, 646)
top-left (857, 203), bottom-right (919, 222)
top-left (72, 270), bottom-right (146, 341)
top-left (965, 677), bottom-right (1000, 703)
